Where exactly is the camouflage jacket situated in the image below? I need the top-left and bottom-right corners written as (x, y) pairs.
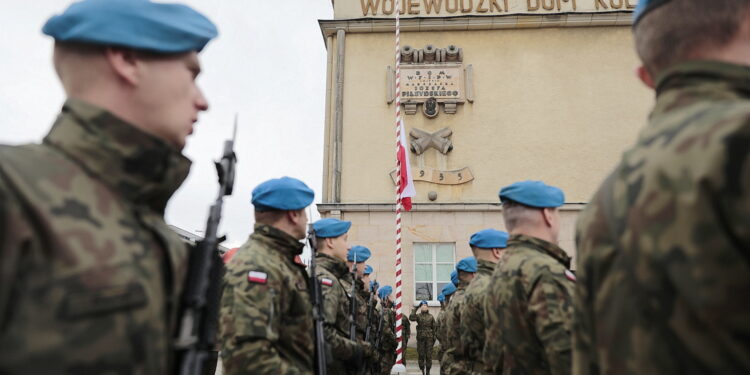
top-left (409, 310), bottom-right (436, 341)
top-left (315, 253), bottom-right (363, 373)
top-left (401, 313), bottom-right (411, 343)
top-left (444, 281), bottom-right (470, 375)
top-left (219, 224), bottom-right (314, 375)
top-left (0, 99), bottom-right (190, 374)
top-left (459, 259), bottom-right (497, 374)
top-left (574, 61), bottom-right (750, 375)
top-left (483, 234), bottom-right (574, 375)
top-left (355, 278), bottom-right (369, 340)
top-left (377, 301), bottom-right (397, 352)
top-left (436, 308), bottom-right (447, 355)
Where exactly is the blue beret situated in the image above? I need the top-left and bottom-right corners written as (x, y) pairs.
top-left (348, 246), bottom-right (371, 263)
top-left (437, 293), bottom-right (445, 302)
top-left (252, 177), bottom-right (314, 211)
top-left (456, 257), bottom-right (478, 273)
top-left (378, 285), bottom-right (392, 299)
top-left (43, 0), bottom-right (218, 54)
top-left (499, 180), bottom-right (565, 208)
top-left (364, 265), bottom-right (373, 275)
top-left (313, 218), bottom-right (351, 238)
top-left (470, 229), bottom-right (509, 249)
top-left (441, 283), bottom-right (457, 296)
top-left (450, 270), bottom-right (459, 286)
top-left (419, 300), bottom-right (428, 307)
top-left (634, 0), bottom-right (671, 25)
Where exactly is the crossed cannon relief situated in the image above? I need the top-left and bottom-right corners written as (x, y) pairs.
top-left (410, 127), bottom-right (453, 155)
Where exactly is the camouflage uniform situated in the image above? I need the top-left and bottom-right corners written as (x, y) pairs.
top-left (574, 61), bottom-right (750, 375)
top-left (401, 313), bottom-right (411, 365)
top-left (355, 278), bottom-right (369, 341)
top-left (378, 301), bottom-right (397, 375)
top-left (315, 253), bottom-right (368, 374)
top-left (0, 99), bottom-right (190, 374)
top-left (458, 259), bottom-right (497, 374)
top-left (410, 309), bottom-right (437, 371)
top-left (219, 224), bottom-right (313, 375)
top-left (483, 234), bottom-right (574, 375)
top-left (436, 307), bottom-right (448, 371)
top-left (444, 280), bottom-right (471, 375)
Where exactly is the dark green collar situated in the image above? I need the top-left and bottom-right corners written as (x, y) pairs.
top-left (251, 223), bottom-right (306, 257)
top-left (316, 252), bottom-right (349, 277)
top-left (44, 99), bottom-right (191, 213)
top-left (656, 60), bottom-right (750, 97)
top-left (508, 234), bottom-right (571, 268)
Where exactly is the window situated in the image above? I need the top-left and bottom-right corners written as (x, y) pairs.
top-left (413, 242), bottom-right (455, 302)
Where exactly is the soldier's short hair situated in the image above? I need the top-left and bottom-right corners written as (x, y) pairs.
top-left (635, 0), bottom-right (750, 75)
top-left (501, 200), bottom-right (543, 231)
top-left (254, 209), bottom-right (288, 225)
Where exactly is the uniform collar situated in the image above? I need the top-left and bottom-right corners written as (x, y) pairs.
top-left (476, 259), bottom-right (496, 275)
top-left (251, 223), bottom-right (306, 257)
top-left (508, 234), bottom-right (571, 268)
top-left (655, 60), bottom-right (750, 98)
top-left (315, 252), bottom-right (350, 277)
top-left (44, 99), bottom-right (191, 213)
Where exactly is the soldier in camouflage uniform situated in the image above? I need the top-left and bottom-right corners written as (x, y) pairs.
top-left (377, 286), bottom-right (397, 375)
top-left (437, 281), bottom-right (457, 373)
top-left (348, 247), bottom-right (371, 343)
top-left (575, 1), bottom-right (750, 374)
top-left (458, 229), bottom-right (508, 374)
top-left (483, 181), bottom-right (575, 375)
top-left (409, 300), bottom-right (437, 375)
top-left (0, 1), bottom-right (216, 373)
top-left (401, 310), bottom-right (411, 365)
top-left (443, 257), bottom-right (477, 375)
top-left (311, 219), bottom-right (373, 374)
top-left (219, 177), bottom-right (316, 374)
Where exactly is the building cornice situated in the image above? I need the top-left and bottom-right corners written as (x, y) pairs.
top-left (317, 202), bottom-right (586, 213)
top-left (319, 11), bottom-right (632, 39)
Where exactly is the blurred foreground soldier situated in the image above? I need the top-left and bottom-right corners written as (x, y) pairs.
top-left (437, 278), bottom-right (457, 372)
top-left (0, 0), bottom-right (216, 373)
top-left (444, 257), bottom-right (477, 375)
top-left (219, 177), bottom-right (315, 374)
top-left (458, 229), bottom-right (508, 374)
top-left (575, 1), bottom-right (750, 374)
top-left (484, 181), bottom-right (575, 375)
top-left (312, 218), bottom-right (373, 374)
top-left (377, 286), bottom-right (398, 375)
top-left (410, 300), bottom-right (437, 374)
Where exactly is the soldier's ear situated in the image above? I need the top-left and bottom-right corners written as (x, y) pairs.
top-left (105, 47), bottom-right (140, 86)
top-left (636, 65), bottom-right (655, 89)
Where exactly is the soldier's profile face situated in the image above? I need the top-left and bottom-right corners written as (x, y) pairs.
top-left (134, 51), bottom-right (208, 149)
top-left (329, 233), bottom-right (349, 260)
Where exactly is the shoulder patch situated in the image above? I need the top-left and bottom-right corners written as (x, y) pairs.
top-left (248, 271), bottom-right (268, 284)
top-left (565, 270), bottom-right (576, 282)
top-left (320, 278), bottom-right (333, 287)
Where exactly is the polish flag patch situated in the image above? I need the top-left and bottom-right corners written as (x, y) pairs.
top-left (320, 278), bottom-right (333, 287)
top-left (565, 270), bottom-right (576, 282)
top-left (248, 271), bottom-right (268, 284)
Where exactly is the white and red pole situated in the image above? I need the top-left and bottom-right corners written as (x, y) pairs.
top-left (392, 0), bottom-right (407, 372)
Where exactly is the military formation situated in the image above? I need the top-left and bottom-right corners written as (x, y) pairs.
top-left (2, 0), bottom-right (750, 374)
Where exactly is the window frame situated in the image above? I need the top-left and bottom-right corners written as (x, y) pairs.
top-left (412, 242), bottom-right (455, 307)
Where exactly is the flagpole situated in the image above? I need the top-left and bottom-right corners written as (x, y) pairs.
top-left (392, 0), bottom-right (407, 372)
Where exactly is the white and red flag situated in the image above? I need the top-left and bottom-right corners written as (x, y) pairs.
top-left (397, 119), bottom-right (416, 211)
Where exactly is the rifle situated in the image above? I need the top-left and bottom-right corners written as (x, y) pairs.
top-left (364, 294), bottom-right (376, 343)
top-left (175, 117), bottom-right (238, 375)
top-left (307, 226), bottom-right (328, 375)
top-left (349, 254), bottom-right (358, 341)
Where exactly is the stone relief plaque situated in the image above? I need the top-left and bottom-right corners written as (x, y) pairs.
top-left (401, 65), bottom-right (464, 102)
top-left (390, 167), bottom-right (474, 185)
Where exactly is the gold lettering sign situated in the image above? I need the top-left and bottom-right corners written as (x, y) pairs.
top-left (401, 65), bottom-right (464, 102)
top-left (350, 0), bottom-right (637, 18)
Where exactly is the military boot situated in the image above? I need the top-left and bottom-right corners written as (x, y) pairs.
top-left (426, 366), bottom-right (431, 375)
top-left (420, 366), bottom-right (425, 375)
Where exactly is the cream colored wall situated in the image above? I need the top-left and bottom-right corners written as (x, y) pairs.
top-left (331, 26), bottom-right (651, 205)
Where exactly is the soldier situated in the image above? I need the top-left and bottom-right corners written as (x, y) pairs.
top-left (409, 300), bottom-right (437, 375)
top-left (401, 305), bottom-right (412, 366)
top-left (310, 218), bottom-right (374, 374)
top-left (435, 280), bottom-right (458, 374)
top-left (483, 181), bottom-right (574, 375)
top-left (219, 177), bottom-right (316, 374)
top-left (575, 1), bottom-right (750, 374)
top-left (377, 286), bottom-right (398, 375)
top-left (0, 0), bottom-right (216, 373)
top-left (458, 229), bottom-right (508, 374)
top-left (347, 246), bottom-right (372, 342)
top-left (443, 257), bottom-right (478, 375)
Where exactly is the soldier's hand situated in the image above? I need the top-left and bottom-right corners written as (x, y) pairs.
top-left (360, 341), bottom-right (377, 361)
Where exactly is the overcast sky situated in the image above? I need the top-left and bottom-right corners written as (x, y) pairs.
top-left (0, 1), bottom-right (334, 249)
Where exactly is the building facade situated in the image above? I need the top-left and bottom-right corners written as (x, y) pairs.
top-left (317, 0), bottom-right (649, 312)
